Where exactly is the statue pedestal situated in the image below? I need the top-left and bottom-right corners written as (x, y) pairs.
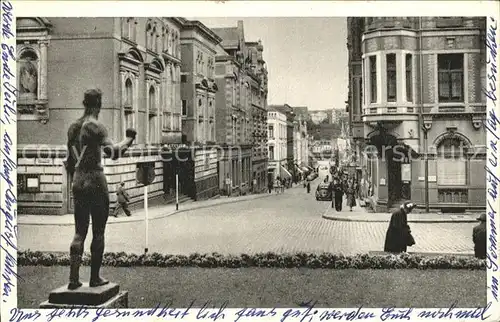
top-left (40, 283), bottom-right (128, 308)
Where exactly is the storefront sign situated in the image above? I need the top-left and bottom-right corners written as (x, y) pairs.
top-left (401, 164), bottom-right (411, 182)
top-left (380, 178), bottom-right (386, 186)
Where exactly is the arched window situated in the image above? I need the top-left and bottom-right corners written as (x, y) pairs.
top-left (18, 48), bottom-right (39, 101)
top-left (152, 25), bottom-right (158, 52)
top-left (163, 26), bottom-right (168, 52)
top-left (146, 22), bottom-right (153, 50)
top-left (437, 137), bottom-right (467, 186)
top-left (123, 78), bottom-right (134, 132)
top-left (125, 78), bottom-right (133, 108)
top-left (148, 85), bottom-right (157, 144)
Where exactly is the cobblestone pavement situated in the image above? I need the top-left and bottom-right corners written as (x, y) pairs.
top-left (18, 180), bottom-right (475, 255)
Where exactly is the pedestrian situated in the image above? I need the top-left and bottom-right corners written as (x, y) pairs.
top-left (275, 177), bottom-right (281, 194)
top-left (114, 181), bottom-right (131, 217)
top-left (332, 178), bottom-right (344, 211)
top-left (306, 181), bottom-right (311, 193)
top-left (384, 202), bottom-right (417, 253)
top-left (268, 179), bottom-right (273, 194)
top-left (345, 178), bottom-right (357, 212)
top-left (473, 213), bottom-right (487, 259)
top-left (281, 178), bottom-right (286, 193)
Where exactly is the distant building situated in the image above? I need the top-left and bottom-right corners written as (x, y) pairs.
top-left (267, 107), bottom-right (288, 182)
top-left (212, 20), bottom-right (253, 195)
top-left (308, 110), bottom-right (330, 124)
top-left (179, 18), bottom-right (222, 200)
top-left (347, 16), bottom-right (486, 212)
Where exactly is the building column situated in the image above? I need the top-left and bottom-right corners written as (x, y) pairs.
top-left (39, 40), bottom-right (48, 101)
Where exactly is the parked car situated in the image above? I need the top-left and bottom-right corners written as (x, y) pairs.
top-left (307, 172), bottom-right (318, 181)
top-left (316, 182), bottom-right (332, 201)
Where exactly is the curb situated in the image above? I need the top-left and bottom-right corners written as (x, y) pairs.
top-left (322, 214), bottom-right (478, 223)
top-left (19, 193), bottom-right (277, 227)
top-left (368, 251), bottom-right (475, 257)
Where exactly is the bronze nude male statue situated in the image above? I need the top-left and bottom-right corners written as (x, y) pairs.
top-left (65, 89), bottom-right (136, 290)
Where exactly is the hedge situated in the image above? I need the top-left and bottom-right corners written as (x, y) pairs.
top-left (17, 251), bottom-right (485, 270)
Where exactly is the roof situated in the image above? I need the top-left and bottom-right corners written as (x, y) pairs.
top-left (212, 27), bottom-right (240, 49)
top-left (269, 104), bottom-right (293, 115)
top-left (181, 19), bottom-right (222, 45)
top-left (293, 106), bottom-right (308, 120)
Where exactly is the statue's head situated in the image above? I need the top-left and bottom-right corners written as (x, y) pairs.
top-left (83, 89), bottom-right (103, 117)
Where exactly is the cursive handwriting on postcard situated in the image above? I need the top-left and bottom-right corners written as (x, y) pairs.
top-left (484, 16), bottom-right (500, 304)
top-left (7, 301), bottom-right (493, 322)
top-left (1, 0), bottom-right (19, 305)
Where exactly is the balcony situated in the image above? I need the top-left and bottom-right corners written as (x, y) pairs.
top-left (362, 106), bottom-right (419, 123)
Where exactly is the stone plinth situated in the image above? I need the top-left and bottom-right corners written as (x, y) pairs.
top-left (40, 283), bottom-right (128, 308)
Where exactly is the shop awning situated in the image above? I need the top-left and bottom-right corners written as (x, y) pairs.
top-left (280, 166), bottom-right (292, 179)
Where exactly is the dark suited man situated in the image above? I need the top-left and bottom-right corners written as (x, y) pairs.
top-left (114, 181), bottom-right (131, 217)
top-left (473, 213), bottom-right (487, 259)
top-left (66, 89), bottom-right (136, 290)
top-left (332, 178), bottom-right (344, 211)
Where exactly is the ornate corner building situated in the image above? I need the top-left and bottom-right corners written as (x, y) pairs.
top-left (347, 17), bottom-right (487, 213)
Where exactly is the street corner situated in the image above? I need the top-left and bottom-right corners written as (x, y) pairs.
top-left (321, 205), bottom-right (390, 222)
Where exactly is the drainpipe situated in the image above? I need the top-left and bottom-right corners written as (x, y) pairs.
top-left (418, 17), bottom-right (430, 213)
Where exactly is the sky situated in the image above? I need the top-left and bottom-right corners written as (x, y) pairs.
top-left (191, 17), bottom-right (348, 111)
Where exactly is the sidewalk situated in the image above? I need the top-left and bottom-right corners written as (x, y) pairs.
top-left (18, 183), bottom-right (306, 226)
top-left (19, 193), bottom-right (275, 226)
top-left (323, 206), bottom-right (479, 223)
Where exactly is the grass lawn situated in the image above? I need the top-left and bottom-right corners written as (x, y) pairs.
top-left (18, 266), bottom-right (486, 308)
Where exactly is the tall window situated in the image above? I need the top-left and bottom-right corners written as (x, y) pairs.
top-left (146, 22), bottom-right (153, 50)
top-left (406, 54), bottom-right (413, 102)
top-left (437, 137), bottom-right (467, 186)
top-left (362, 58), bottom-right (365, 106)
top-left (386, 54), bottom-right (396, 102)
top-left (268, 125), bottom-right (274, 138)
top-left (438, 54), bottom-right (464, 102)
top-left (148, 86), bottom-right (156, 144)
top-left (269, 146), bottom-right (275, 160)
top-left (182, 100), bottom-right (187, 116)
top-left (369, 56), bottom-right (377, 103)
top-left (124, 78), bottom-right (134, 131)
top-left (232, 80), bottom-right (237, 106)
top-left (359, 80), bottom-right (363, 113)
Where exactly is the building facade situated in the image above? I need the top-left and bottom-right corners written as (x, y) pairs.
top-left (267, 108), bottom-right (288, 182)
top-left (179, 19), bottom-right (222, 200)
top-left (269, 104), bottom-right (296, 181)
top-left (293, 112), bottom-right (309, 175)
top-left (16, 17), bottom-right (184, 215)
top-left (246, 40), bottom-right (269, 192)
top-left (213, 21), bottom-right (253, 196)
top-left (347, 16), bottom-right (487, 212)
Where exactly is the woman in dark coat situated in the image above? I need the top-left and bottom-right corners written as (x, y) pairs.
top-left (384, 202), bottom-right (416, 253)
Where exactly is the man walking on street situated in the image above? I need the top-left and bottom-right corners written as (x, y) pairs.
top-left (114, 181), bottom-right (131, 217)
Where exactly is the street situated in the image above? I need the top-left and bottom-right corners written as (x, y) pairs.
top-left (18, 180), bottom-right (476, 255)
